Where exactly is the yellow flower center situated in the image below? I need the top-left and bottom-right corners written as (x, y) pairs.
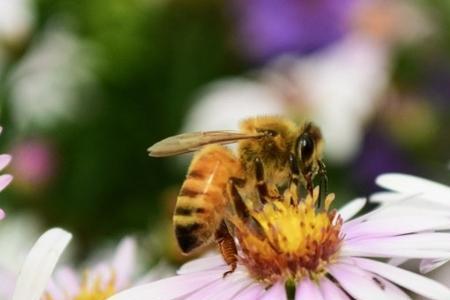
top-left (73, 276), bottom-right (116, 300)
top-left (43, 272), bottom-right (117, 300)
top-left (230, 188), bottom-right (342, 284)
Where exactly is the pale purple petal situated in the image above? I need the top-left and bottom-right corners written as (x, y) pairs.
top-left (53, 267), bottom-right (80, 296)
top-left (0, 209), bottom-right (5, 220)
top-left (337, 198), bottom-right (366, 221)
top-left (260, 281), bottom-right (287, 300)
top-left (0, 154), bottom-right (12, 171)
top-left (185, 271), bottom-right (252, 300)
top-left (12, 228), bottom-right (72, 300)
top-left (295, 278), bottom-right (323, 300)
top-left (344, 233), bottom-right (450, 254)
top-left (45, 279), bottom-right (65, 300)
top-left (177, 254), bottom-right (226, 275)
top-left (318, 277), bottom-right (350, 300)
top-left (0, 267), bottom-right (15, 299)
top-left (343, 216), bottom-right (450, 240)
top-left (234, 283), bottom-right (266, 299)
top-left (420, 258), bottom-right (449, 274)
top-left (106, 269), bottom-right (226, 300)
top-left (0, 174), bottom-right (13, 192)
top-left (350, 257), bottom-right (450, 300)
top-left (113, 237), bottom-right (136, 289)
top-left (328, 263), bottom-right (394, 300)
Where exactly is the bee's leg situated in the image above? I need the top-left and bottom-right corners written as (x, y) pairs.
top-left (228, 178), bottom-right (250, 220)
top-left (255, 157), bottom-right (274, 204)
top-left (288, 153), bottom-right (300, 204)
top-left (215, 221), bottom-right (237, 277)
top-left (317, 159), bottom-right (328, 209)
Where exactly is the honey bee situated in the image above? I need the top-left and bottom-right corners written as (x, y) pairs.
top-left (148, 116), bottom-right (327, 274)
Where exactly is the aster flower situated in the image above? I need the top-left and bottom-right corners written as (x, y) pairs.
top-left (0, 126), bottom-right (13, 220)
top-left (11, 230), bottom-right (170, 300)
top-left (108, 179), bottom-right (450, 300)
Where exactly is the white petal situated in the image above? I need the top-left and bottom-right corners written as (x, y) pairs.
top-left (113, 237), bottom-right (136, 288)
top-left (296, 278), bottom-right (323, 300)
top-left (234, 283), bottom-right (266, 300)
top-left (0, 208), bottom-right (4, 220)
top-left (0, 154), bottom-right (12, 171)
top-left (185, 271), bottom-right (252, 300)
top-left (319, 277), bottom-right (350, 300)
top-left (177, 254), bottom-right (226, 275)
top-left (328, 263), bottom-right (397, 300)
top-left (0, 174), bottom-right (13, 192)
top-left (420, 258), bottom-right (449, 274)
top-left (350, 257), bottom-right (450, 300)
top-left (260, 281), bottom-right (287, 300)
top-left (107, 269), bottom-right (226, 300)
top-left (376, 173), bottom-right (450, 204)
top-left (12, 228), bottom-right (72, 300)
top-left (338, 198), bottom-right (366, 221)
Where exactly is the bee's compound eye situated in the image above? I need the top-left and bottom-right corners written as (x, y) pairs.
top-left (298, 134), bottom-right (314, 161)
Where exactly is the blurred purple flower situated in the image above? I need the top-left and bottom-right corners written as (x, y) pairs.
top-left (10, 138), bottom-right (57, 191)
top-left (231, 0), bottom-right (355, 63)
top-left (352, 128), bottom-right (415, 193)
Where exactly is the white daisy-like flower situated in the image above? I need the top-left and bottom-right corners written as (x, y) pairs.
top-left (0, 126), bottom-right (13, 220)
top-left (108, 175), bottom-right (450, 300)
top-left (10, 230), bottom-right (171, 300)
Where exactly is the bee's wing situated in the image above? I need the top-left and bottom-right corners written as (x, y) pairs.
top-left (148, 131), bottom-right (263, 157)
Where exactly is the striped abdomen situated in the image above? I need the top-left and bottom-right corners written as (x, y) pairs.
top-left (174, 144), bottom-right (240, 254)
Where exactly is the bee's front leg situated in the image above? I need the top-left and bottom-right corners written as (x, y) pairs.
top-left (317, 159), bottom-right (328, 208)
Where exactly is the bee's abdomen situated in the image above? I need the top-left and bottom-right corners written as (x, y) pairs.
top-left (173, 145), bottom-right (239, 254)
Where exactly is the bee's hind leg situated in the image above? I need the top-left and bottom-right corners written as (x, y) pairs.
top-left (215, 221), bottom-right (237, 277)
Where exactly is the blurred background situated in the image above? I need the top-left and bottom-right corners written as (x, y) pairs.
top-left (0, 0), bottom-right (449, 266)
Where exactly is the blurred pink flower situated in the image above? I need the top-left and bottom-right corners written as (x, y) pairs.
top-left (10, 138), bottom-right (57, 190)
top-left (0, 126), bottom-right (13, 220)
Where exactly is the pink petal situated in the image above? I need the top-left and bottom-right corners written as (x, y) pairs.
top-left (260, 281), bottom-right (287, 300)
top-left (0, 174), bottom-right (13, 192)
top-left (234, 283), bottom-right (266, 299)
top-left (350, 257), bottom-right (450, 300)
top-left (0, 209), bottom-right (5, 220)
top-left (338, 198), bottom-right (366, 221)
top-left (0, 267), bottom-right (15, 299)
top-left (328, 263), bottom-right (393, 300)
top-left (177, 255), bottom-right (226, 275)
top-left (53, 267), bottom-right (80, 296)
top-left (107, 269), bottom-right (226, 300)
top-left (295, 278), bottom-right (323, 300)
top-left (318, 278), bottom-right (350, 300)
top-left (0, 154), bottom-right (12, 171)
top-left (113, 237), bottom-right (136, 289)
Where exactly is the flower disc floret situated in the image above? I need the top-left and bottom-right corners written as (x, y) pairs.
top-left (231, 188), bottom-right (342, 283)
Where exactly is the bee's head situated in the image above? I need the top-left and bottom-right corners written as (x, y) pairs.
top-left (295, 123), bottom-right (324, 171)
